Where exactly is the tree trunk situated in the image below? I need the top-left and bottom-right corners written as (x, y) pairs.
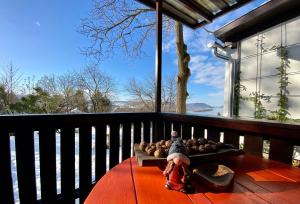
top-left (175, 22), bottom-right (190, 114)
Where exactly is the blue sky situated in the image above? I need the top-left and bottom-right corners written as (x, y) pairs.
top-left (0, 0), bottom-right (268, 106)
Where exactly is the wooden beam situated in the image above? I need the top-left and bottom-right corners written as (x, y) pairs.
top-left (214, 0), bottom-right (251, 19)
top-left (136, 0), bottom-right (197, 28)
top-left (163, 1), bottom-right (200, 24)
top-left (179, 0), bottom-right (213, 22)
top-left (136, 0), bottom-right (252, 29)
top-left (155, 0), bottom-right (162, 113)
top-left (210, 0), bottom-right (229, 10)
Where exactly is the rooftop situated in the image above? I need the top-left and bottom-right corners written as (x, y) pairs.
top-left (136, 0), bottom-right (252, 28)
top-left (214, 0), bottom-right (300, 42)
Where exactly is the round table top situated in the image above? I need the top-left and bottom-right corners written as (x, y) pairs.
top-left (85, 155), bottom-right (300, 204)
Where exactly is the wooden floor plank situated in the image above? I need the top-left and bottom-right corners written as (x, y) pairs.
top-left (131, 157), bottom-right (193, 204)
top-left (84, 158), bottom-right (137, 204)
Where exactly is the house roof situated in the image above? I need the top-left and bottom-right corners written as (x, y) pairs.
top-left (214, 0), bottom-right (300, 42)
top-left (136, 0), bottom-right (252, 29)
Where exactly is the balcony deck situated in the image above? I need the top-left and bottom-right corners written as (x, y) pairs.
top-left (1, 112), bottom-right (300, 203)
top-left (85, 155), bottom-right (300, 204)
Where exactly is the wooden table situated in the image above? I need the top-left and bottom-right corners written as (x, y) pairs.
top-left (85, 155), bottom-right (300, 204)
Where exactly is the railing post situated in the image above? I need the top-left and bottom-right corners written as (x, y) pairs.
top-left (0, 129), bottom-right (14, 204)
top-left (153, 118), bottom-right (164, 142)
top-left (61, 127), bottom-right (75, 204)
top-left (223, 130), bottom-right (240, 149)
top-left (164, 121), bottom-right (172, 140)
top-left (95, 124), bottom-right (107, 181)
top-left (79, 126), bottom-right (92, 203)
top-left (122, 122), bottom-right (132, 160)
top-left (39, 128), bottom-right (57, 203)
top-left (243, 134), bottom-right (263, 157)
top-left (109, 123), bottom-right (120, 169)
top-left (15, 128), bottom-right (37, 204)
top-left (269, 138), bottom-right (293, 164)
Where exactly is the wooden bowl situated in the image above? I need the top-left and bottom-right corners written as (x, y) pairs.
top-left (193, 163), bottom-right (234, 191)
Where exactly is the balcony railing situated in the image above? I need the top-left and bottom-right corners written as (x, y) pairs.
top-left (1, 112), bottom-right (300, 204)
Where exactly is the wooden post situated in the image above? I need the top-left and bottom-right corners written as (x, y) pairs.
top-left (155, 0), bottom-right (162, 113)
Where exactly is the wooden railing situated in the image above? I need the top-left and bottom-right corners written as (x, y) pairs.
top-left (0, 113), bottom-right (158, 204)
top-left (0, 112), bottom-right (300, 204)
top-left (159, 113), bottom-right (300, 164)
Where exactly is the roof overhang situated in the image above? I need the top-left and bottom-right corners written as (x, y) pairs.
top-left (214, 0), bottom-right (300, 43)
top-left (136, 0), bottom-right (252, 29)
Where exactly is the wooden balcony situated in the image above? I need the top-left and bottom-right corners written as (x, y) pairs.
top-left (1, 112), bottom-right (300, 203)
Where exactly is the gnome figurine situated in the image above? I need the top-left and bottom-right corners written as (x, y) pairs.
top-left (163, 131), bottom-right (190, 193)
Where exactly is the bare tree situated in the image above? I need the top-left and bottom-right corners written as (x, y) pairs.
top-left (79, 0), bottom-right (171, 59)
top-left (37, 73), bottom-right (89, 113)
top-left (127, 74), bottom-right (176, 112)
top-left (37, 75), bottom-right (58, 95)
top-left (21, 76), bottom-right (37, 95)
top-left (79, 0), bottom-right (190, 113)
top-left (0, 62), bottom-right (22, 106)
top-left (162, 75), bottom-right (176, 112)
top-left (76, 65), bottom-right (114, 112)
top-left (57, 73), bottom-right (78, 112)
top-left (127, 77), bottom-right (155, 111)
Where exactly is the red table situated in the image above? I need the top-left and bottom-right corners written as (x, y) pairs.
top-left (85, 155), bottom-right (300, 204)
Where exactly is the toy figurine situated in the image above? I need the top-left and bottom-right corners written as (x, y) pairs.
top-left (163, 131), bottom-right (190, 193)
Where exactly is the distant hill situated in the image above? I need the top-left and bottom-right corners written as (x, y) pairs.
top-left (112, 101), bottom-right (216, 112)
top-left (186, 103), bottom-right (213, 112)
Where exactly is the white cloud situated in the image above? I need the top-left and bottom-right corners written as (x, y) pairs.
top-left (162, 37), bottom-right (175, 52)
top-left (190, 55), bottom-right (208, 65)
top-left (35, 21), bottom-right (41, 27)
top-left (162, 26), bottom-right (215, 54)
top-left (183, 27), bottom-right (215, 53)
top-left (189, 54), bottom-right (225, 89)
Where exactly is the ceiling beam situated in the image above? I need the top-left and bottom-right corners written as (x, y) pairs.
top-left (214, 0), bottom-right (252, 19)
top-left (163, 1), bottom-right (199, 25)
top-left (179, 0), bottom-right (213, 22)
top-left (136, 0), bottom-right (197, 28)
top-left (210, 0), bottom-right (229, 10)
top-left (135, 0), bottom-right (252, 29)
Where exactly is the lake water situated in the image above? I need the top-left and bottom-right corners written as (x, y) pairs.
top-left (187, 107), bottom-right (223, 117)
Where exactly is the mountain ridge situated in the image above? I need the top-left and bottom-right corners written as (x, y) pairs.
top-left (112, 101), bottom-right (221, 112)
